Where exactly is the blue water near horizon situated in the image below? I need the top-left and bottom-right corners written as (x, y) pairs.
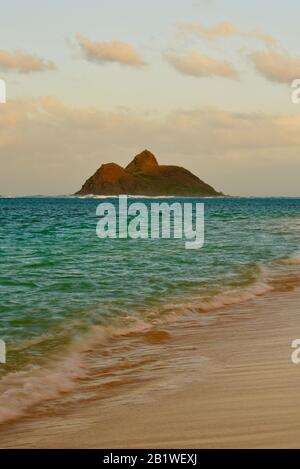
top-left (0, 197), bottom-right (300, 382)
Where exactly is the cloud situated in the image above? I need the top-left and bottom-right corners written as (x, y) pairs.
top-left (1, 97), bottom-right (300, 196)
top-left (0, 49), bottom-right (56, 73)
top-left (178, 21), bottom-right (238, 40)
top-left (248, 50), bottom-right (300, 84)
top-left (248, 30), bottom-right (276, 47)
top-left (166, 51), bottom-right (237, 78)
top-left (177, 21), bottom-right (276, 46)
top-left (75, 34), bottom-right (145, 67)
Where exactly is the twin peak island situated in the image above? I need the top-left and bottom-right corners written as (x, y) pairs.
top-left (76, 149), bottom-right (222, 197)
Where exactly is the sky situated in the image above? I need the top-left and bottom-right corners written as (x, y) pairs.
top-left (0, 0), bottom-right (300, 196)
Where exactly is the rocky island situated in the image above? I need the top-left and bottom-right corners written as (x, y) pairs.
top-left (76, 150), bottom-right (222, 197)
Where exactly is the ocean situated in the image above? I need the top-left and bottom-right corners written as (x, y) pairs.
top-left (0, 196), bottom-right (300, 423)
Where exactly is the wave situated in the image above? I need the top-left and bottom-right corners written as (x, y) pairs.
top-left (0, 354), bottom-right (85, 423)
top-left (0, 320), bottom-right (151, 425)
top-left (73, 194), bottom-right (221, 199)
top-left (75, 194), bottom-right (178, 199)
top-left (1, 258), bottom-right (300, 425)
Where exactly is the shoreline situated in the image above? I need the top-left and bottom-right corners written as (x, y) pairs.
top-left (1, 287), bottom-right (300, 448)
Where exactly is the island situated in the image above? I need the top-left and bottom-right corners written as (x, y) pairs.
top-left (76, 149), bottom-right (222, 197)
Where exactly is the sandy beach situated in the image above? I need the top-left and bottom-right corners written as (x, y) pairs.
top-left (1, 285), bottom-right (300, 449)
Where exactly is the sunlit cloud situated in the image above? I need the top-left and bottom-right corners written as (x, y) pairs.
top-left (166, 51), bottom-right (237, 78)
top-left (177, 21), bottom-right (277, 46)
top-left (0, 49), bottom-right (56, 73)
top-left (248, 49), bottom-right (300, 84)
top-left (248, 30), bottom-right (276, 47)
top-left (75, 33), bottom-right (146, 67)
top-left (178, 21), bottom-right (238, 40)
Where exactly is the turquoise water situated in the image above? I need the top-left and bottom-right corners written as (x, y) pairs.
top-left (0, 197), bottom-right (300, 420)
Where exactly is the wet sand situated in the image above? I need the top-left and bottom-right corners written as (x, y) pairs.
top-left (1, 287), bottom-right (300, 448)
